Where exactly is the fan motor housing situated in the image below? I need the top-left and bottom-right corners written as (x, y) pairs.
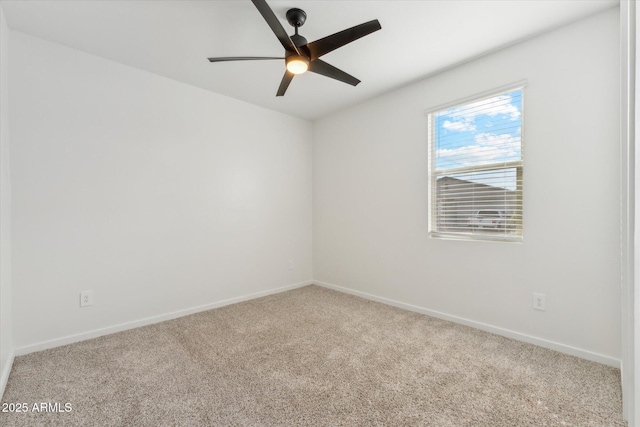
top-left (290, 33), bottom-right (308, 47)
top-left (286, 8), bottom-right (307, 28)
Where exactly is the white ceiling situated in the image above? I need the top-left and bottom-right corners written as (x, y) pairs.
top-left (2, 0), bottom-right (618, 121)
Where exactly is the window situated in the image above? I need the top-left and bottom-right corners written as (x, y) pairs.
top-left (427, 84), bottom-right (524, 242)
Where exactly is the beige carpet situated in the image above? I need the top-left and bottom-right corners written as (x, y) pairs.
top-left (0, 285), bottom-right (626, 426)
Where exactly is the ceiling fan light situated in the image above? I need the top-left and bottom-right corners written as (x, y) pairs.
top-left (286, 55), bottom-right (309, 74)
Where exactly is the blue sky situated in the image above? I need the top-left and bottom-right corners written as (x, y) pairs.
top-left (433, 89), bottom-right (522, 189)
top-left (434, 89), bottom-right (522, 168)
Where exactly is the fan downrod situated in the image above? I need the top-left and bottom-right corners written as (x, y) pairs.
top-left (286, 8), bottom-right (307, 28)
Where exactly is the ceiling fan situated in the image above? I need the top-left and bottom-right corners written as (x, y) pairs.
top-left (207, 0), bottom-right (381, 97)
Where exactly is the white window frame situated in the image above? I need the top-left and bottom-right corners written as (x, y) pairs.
top-left (426, 81), bottom-right (526, 243)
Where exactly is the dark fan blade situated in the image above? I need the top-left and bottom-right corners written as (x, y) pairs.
top-left (306, 20), bottom-right (381, 61)
top-left (276, 71), bottom-right (294, 97)
top-left (251, 0), bottom-right (299, 54)
top-left (308, 59), bottom-right (360, 86)
top-left (208, 56), bottom-right (284, 62)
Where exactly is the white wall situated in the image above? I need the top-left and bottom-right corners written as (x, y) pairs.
top-left (0, 4), bottom-right (14, 396)
top-left (9, 31), bottom-right (313, 351)
top-left (313, 8), bottom-right (621, 363)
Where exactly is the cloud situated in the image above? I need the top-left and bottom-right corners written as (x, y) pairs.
top-left (444, 94), bottom-right (521, 122)
top-left (475, 132), bottom-right (521, 150)
top-left (438, 145), bottom-right (500, 164)
top-left (437, 133), bottom-right (521, 168)
top-left (442, 120), bottom-right (476, 132)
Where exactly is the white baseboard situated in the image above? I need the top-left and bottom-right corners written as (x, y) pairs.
top-left (1, 349), bottom-right (15, 400)
top-left (13, 279), bottom-right (620, 369)
top-left (313, 280), bottom-right (620, 368)
top-left (15, 280), bottom-right (313, 357)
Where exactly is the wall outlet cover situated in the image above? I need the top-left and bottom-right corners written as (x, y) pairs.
top-left (533, 293), bottom-right (546, 311)
top-left (80, 291), bottom-right (94, 307)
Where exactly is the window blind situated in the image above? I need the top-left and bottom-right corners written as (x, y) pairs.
top-left (428, 87), bottom-right (524, 241)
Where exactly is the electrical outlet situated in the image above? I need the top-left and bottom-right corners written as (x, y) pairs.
top-left (533, 293), bottom-right (546, 311)
top-left (80, 291), bottom-right (94, 307)
top-left (288, 259), bottom-right (294, 270)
